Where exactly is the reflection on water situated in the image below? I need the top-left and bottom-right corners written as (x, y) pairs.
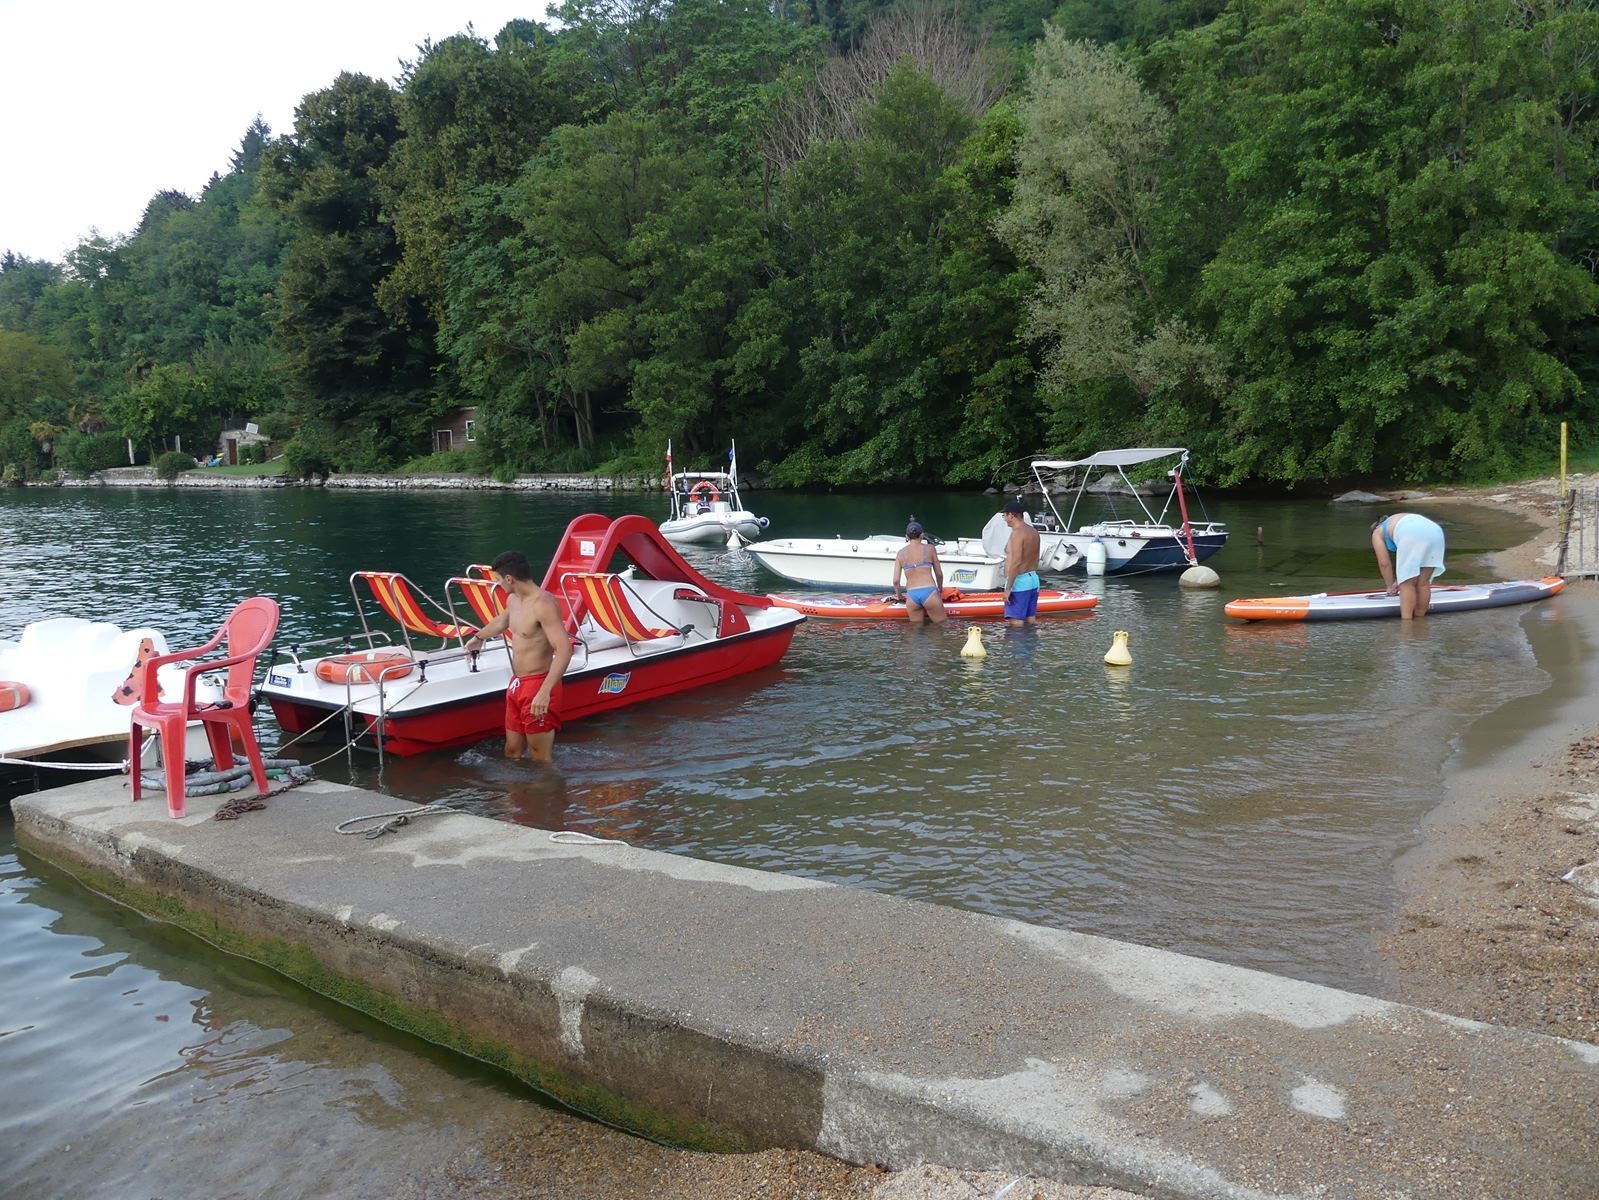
top-left (0, 486), bottom-right (1549, 986)
top-left (0, 816), bottom-right (548, 1200)
top-left (0, 484), bottom-right (1569, 1195)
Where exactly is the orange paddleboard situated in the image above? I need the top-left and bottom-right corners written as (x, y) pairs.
top-left (767, 589), bottom-right (1097, 620)
top-left (1224, 577), bottom-right (1566, 621)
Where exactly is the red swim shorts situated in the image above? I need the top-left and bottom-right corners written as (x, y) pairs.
top-left (505, 672), bottom-right (564, 735)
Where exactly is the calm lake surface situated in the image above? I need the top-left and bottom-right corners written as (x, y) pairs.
top-left (0, 482), bottom-right (1576, 1196)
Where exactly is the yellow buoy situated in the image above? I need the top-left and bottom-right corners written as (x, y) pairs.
top-left (960, 626), bottom-right (987, 658)
top-left (1104, 630), bottom-right (1131, 666)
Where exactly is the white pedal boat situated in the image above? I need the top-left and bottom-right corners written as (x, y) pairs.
top-left (0, 618), bottom-right (217, 780)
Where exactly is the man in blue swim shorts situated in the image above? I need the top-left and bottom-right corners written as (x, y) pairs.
top-left (1000, 500), bottom-right (1042, 626)
top-left (1371, 512), bottom-right (1447, 620)
top-left (893, 521), bottom-right (947, 624)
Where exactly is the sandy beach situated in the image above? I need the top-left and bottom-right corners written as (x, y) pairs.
top-left (1380, 478), bottom-right (1599, 1045)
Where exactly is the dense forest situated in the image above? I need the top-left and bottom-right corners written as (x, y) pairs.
top-left (1, 0), bottom-right (1594, 488)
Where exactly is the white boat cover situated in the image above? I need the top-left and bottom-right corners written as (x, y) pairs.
top-left (1032, 448), bottom-right (1188, 471)
top-left (979, 512), bottom-right (1011, 558)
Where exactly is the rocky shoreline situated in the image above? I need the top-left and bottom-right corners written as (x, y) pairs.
top-left (26, 466), bottom-right (673, 491)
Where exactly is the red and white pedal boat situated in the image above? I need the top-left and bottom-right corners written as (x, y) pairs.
top-left (258, 514), bottom-right (805, 757)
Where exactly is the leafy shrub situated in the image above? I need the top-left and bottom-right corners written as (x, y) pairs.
top-left (254, 412), bottom-right (295, 441)
top-left (0, 419), bottom-right (35, 478)
top-left (39, 468), bottom-right (58, 483)
top-left (156, 451), bottom-right (197, 481)
top-left (399, 448), bottom-right (479, 474)
top-left (63, 431), bottom-right (127, 474)
top-left (239, 442), bottom-right (267, 465)
top-left (282, 424), bottom-right (337, 481)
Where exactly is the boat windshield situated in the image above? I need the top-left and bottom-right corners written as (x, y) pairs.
top-left (663, 440), bottom-right (747, 522)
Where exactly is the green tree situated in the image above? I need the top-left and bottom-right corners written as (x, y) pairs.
top-left (443, 114), bottom-right (706, 463)
top-left (996, 30), bottom-right (1223, 457)
top-left (775, 65), bottom-right (1027, 484)
top-left (262, 73), bottom-right (436, 466)
top-left (377, 22), bottom-right (574, 324)
top-left (1150, 0), bottom-right (1599, 483)
top-left (0, 254), bottom-right (64, 336)
top-left (0, 331), bottom-right (73, 477)
top-left (0, 331), bottom-right (73, 419)
top-left (105, 363), bottom-right (212, 455)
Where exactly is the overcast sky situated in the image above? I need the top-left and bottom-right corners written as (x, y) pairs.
top-left (0, 1), bottom-right (544, 264)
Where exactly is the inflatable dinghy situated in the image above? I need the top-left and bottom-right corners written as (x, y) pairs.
top-left (1224, 577), bottom-right (1566, 622)
top-left (767, 589), bottom-right (1098, 620)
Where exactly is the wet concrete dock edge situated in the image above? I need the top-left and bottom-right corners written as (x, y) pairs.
top-left (13, 777), bottom-right (1599, 1200)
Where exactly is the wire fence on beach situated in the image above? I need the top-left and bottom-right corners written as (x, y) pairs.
top-left (1557, 488), bottom-right (1598, 578)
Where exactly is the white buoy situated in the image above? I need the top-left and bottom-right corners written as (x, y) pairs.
top-left (960, 627), bottom-right (987, 659)
top-left (1180, 565), bottom-right (1220, 589)
top-left (726, 528), bottom-right (744, 550)
top-left (1085, 540), bottom-right (1107, 577)
top-left (1104, 630), bottom-right (1131, 666)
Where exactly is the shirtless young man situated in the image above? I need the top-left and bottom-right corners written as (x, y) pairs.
top-left (892, 521), bottom-right (946, 624)
top-left (1000, 500), bottom-right (1042, 627)
top-left (463, 550), bottom-right (573, 762)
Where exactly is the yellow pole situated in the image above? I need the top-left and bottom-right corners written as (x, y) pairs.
top-left (1560, 421), bottom-right (1567, 499)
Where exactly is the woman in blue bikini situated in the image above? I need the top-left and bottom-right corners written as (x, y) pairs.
top-left (893, 522), bottom-right (947, 624)
top-left (1370, 512), bottom-right (1447, 619)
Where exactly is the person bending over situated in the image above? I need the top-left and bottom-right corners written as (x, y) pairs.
top-left (893, 521), bottom-right (947, 624)
top-left (464, 550), bottom-right (573, 762)
top-left (1371, 512), bottom-right (1447, 620)
top-left (1000, 500), bottom-right (1042, 627)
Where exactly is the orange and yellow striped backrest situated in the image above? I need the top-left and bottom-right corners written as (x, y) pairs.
top-left (357, 572), bottom-right (474, 639)
top-left (567, 573), bottom-right (674, 642)
top-left (451, 575), bottom-right (507, 626)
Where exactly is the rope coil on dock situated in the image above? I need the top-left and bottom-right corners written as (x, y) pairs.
top-left (335, 805), bottom-right (459, 839)
top-left (548, 830), bottom-right (627, 846)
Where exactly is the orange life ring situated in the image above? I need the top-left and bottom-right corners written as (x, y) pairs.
top-left (0, 681), bottom-right (30, 712)
top-left (314, 649), bottom-right (415, 686)
top-left (688, 481), bottom-right (720, 503)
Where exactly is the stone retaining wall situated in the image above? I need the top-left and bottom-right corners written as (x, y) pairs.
top-left (27, 468), bottom-right (680, 492)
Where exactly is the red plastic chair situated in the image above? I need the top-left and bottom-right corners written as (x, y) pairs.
top-left (129, 596), bottom-right (280, 819)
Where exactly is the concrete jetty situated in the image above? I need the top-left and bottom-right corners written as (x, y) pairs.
top-left (13, 777), bottom-right (1597, 1200)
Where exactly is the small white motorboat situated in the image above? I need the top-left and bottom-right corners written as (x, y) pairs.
top-left (659, 440), bottom-right (769, 545)
top-left (1014, 448), bottom-right (1228, 575)
top-left (745, 534), bottom-right (1013, 592)
top-left (0, 618), bottom-right (217, 785)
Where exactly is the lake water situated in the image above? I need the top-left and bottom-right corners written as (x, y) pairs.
top-left (0, 482), bottom-right (1574, 1196)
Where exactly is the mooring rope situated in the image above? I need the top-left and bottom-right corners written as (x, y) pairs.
top-left (334, 804), bottom-right (459, 839)
top-left (549, 830), bottom-right (627, 846)
top-left (271, 702), bottom-right (347, 751)
top-left (0, 754), bottom-right (123, 771)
